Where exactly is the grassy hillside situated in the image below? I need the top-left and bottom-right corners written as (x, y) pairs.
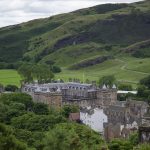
top-left (0, 70), bottom-right (21, 86)
top-left (0, 0), bottom-right (150, 64)
top-left (0, 0), bottom-right (150, 87)
top-left (56, 56), bottom-right (150, 87)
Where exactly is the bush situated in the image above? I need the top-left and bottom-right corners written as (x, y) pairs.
top-left (51, 66), bottom-right (62, 73)
top-left (5, 85), bottom-right (19, 92)
top-left (118, 84), bottom-right (133, 91)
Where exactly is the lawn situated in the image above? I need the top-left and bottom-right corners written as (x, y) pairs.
top-left (0, 69), bottom-right (21, 87)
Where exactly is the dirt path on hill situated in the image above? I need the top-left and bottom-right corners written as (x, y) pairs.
top-left (115, 59), bottom-right (150, 75)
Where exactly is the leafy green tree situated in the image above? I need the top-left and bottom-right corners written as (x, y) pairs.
top-left (14, 129), bottom-right (45, 150)
top-left (0, 101), bottom-right (26, 124)
top-left (0, 102), bottom-right (8, 123)
top-left (137, 85), bottom-right (148, 98)
top-left (5, 85), bottom-right (19, 92)
top-left (51, 66), bottom-right (62, 73)
top-left (11, 113), bottom-right (66, 131)
top-left (18, 63), bottom-right (33, 82)
top-left (129, 132), bottom-right (138, 146)
top-left (61, 105), bottom-right (79, 118)
top-left (18, 63), bottom-right (54, 83)
top-left (33, 103), bottom-right (49, 115)
top-left (99, 75), bottom-right (116, 88)
top-left (0, 123), bottom-right (28, 150)
top-left (5, 108), bottom-right (25, 124)
top-left (109, 139), bottom-right (133, 150)
top-left (118, 84), bottom-right (133, 91)
top-left (140, 75), bottom-right (150, 89)
top-left (43, 123), bottom-right (106, 150)
top-left (138, 144), bottom-right (150, 150)
top-left (0, 93), bottom-right (33, 110)
top-left (32, 63), bottom-right (54, 83)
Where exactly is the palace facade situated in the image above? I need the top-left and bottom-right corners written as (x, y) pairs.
top-left (22, 82), bottom-right (117, 108)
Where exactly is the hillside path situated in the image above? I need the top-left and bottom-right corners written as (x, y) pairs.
top-left (115, 58), bottom-right (150, 75)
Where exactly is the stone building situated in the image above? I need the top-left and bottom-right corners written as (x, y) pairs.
top-left (22, 82), bottom-right (117, 108)
top-left (33, 92), bottom-right (62, 109)
top-left (139, 107), bottom-right (150, 143)
top-left (103, 100), bottom-right (149, 140)
top-left (69, 113), bottom-right (80, 122)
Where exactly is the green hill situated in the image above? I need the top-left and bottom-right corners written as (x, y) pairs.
top-left (0, 0), bottom-right (150, 86)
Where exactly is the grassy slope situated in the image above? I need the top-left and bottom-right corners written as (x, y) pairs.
top-left (0, 1), bottom-right (150, 63)
top-left (0, 70), bottom-right (21, 86)
top-left (56, 56), bottom-right (150, 87)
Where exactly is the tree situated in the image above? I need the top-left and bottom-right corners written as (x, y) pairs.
top-left (99, 75), bottom-right (116, 88)
top-left (18, 63), bottom-right (54, 83)
top-left (138, 144), bottom-right (150, 150)
top-left (118, 84), bottom-right (133, 91)
top-left (0, 93), bottom-right (33, 110)
top-left (18, 63), bottom-right (33, 82)
top-left (0, 102), bottom-right (8, 123)
top-left (5, 85), bottom-right (18, 92)
top-left (61, 105), bottom-right (79, 118)
top-left (51, 66), bottom-right (61, 73)
top-left (137, 85), bottom-right (148, 98)
top-left (32, 63), bottom-right (54, 83)
top-left (140, 75), bottom-right (150, 89)
top-left (33, 103), bottom-right (49, 115)
top-left (11, 113), bottom-right (66, 132)
top-left (129, 132), bottom-right (138, 146)
top-left (43, 123), bottom-right (106, 150)
top-left (109, 139), bottom-right (133, 150)
top-left (0, 123), bottom-right (27, 150)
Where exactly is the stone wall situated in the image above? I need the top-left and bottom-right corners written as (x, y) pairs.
top-left (104, 123), bottom-right (121, 141)
top-left (139, 126), bottom-right (150, 143)
top-left (33, 92), bottom-right (62, 108)
top-left (96, 89), bottom-right (117, 106)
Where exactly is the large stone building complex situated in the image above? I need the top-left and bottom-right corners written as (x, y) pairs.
top-left (22, 82), bottom-right (117, 108)
top-left (22, 82), bottom-right (149, 141)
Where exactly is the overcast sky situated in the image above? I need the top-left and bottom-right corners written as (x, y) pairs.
top-left (0, 0), bottom-right (142, 27)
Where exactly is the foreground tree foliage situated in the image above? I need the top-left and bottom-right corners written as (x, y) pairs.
top-left (61, 105), bottom-right (79, 118)
top-left (138, 144), bottom-right (150, 150)
top-left (0, 93), bottom-right (107, 150)
top-left (0, 123), bottom-right (28, 150)
top-left (0, 92), bottom-right (149, 150)
top-left (43, 123), bottom-right (106, 150)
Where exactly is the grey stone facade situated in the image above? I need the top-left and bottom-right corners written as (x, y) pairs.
top-left (103, 100), bottom-right (149, 141)
top-left (139, 107), bottom-right (150, 143)
top-left (22, 82), bottom-right (117, 107)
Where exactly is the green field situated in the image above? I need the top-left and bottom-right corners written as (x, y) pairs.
top-left (0, 69), bottom-right (21, 86)
top-left (0, 57), bottom-right (150, 88)
top-left (56, 57), bottom-right (150, 88)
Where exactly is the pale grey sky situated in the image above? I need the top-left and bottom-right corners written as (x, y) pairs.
top-left (0, 0), bottom-right (142, 27)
